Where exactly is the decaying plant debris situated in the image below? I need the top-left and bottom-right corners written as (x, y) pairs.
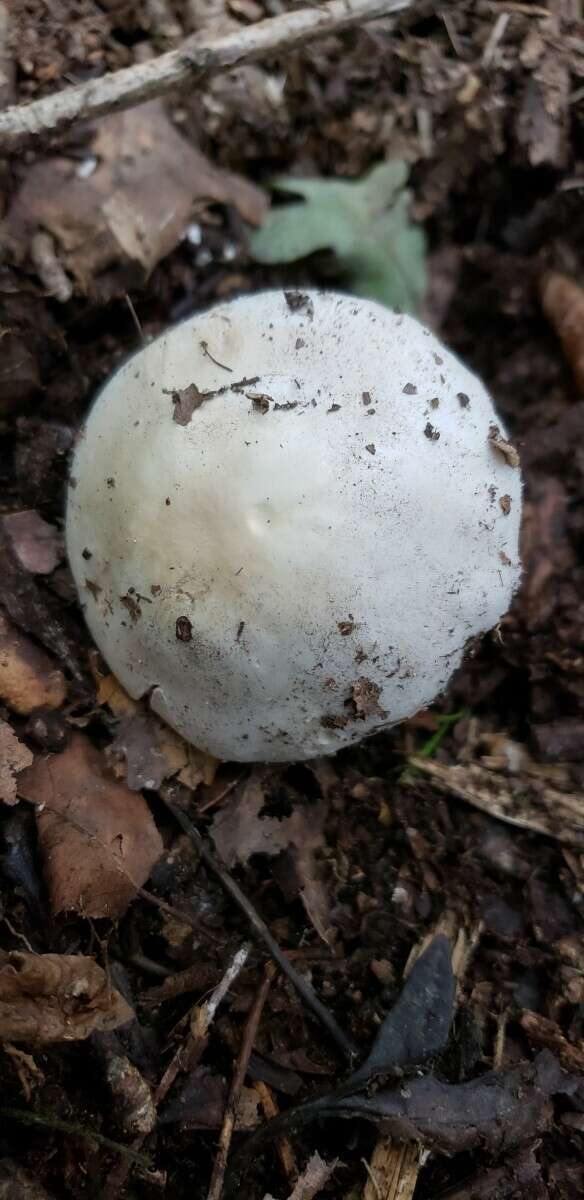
top-left (1, 2), bottom-right (584, 1199)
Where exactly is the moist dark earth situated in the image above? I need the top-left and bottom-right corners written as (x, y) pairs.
top-left (1, 2), bottom-right (584, 1198)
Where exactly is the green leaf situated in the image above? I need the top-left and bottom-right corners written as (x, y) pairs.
top-left (249, 161), bottom-right (427, 313)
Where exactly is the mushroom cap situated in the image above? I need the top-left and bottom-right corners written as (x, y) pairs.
top-left (66, 290), bottom-right (522, 762)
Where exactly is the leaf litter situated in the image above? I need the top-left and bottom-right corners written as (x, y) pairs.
top-left (17, 733), bottom-right (163, 918)
top-left (4, 100), bottom-right (267, 301)
top-left (0, 952), bottom-right (133, 1044)
top-left (1, 5), bottom-right (584, 1198)
top-left (211, 768), bottom-right (335, 947)
top-left (228, 936), bottom-right (584, 1188)
top-left (0, 610), bottom-right (67, 715)
top-left (0, 720), bottom-right (33, 807)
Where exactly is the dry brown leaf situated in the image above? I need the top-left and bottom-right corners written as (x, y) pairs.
top-left (161, 1065), bottom-right (260, 1131)
top-left (211, 771), bottom-right (335, 947)
top-left (1, 511), bottom-right (62, 575)
top-left (520, 477), bottom-right (573, 633)
top-left (0, 611), bottom-right (67, 714)
top-left (4, 100), bottom-right (267, 299)
top-left (89, 651), bottom-right (138, 716)
top-left (91, 650), bottom-right (218, 788)
top-left (109, 710), bottom-right (218, 791)
top-left (0, 951), bottom-right (133, 1044)
top-left (156, 722), bottom-right (219, 790)
top-left (17, 733), bottom-right (163, 918)
top-left (96, 673), bottom-right (138, 716)
top-left (0, 719), bottom-right (33, 806)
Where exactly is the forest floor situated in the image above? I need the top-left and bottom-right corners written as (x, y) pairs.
top-left (0, 2), bottom-right (583, 1199)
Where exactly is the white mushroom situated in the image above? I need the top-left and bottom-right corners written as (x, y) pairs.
top-left (66, 290), bottom-right (522, 762)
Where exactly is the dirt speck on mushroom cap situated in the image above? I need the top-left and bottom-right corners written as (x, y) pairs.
top-left (66, 290), bottom-right (522, 763)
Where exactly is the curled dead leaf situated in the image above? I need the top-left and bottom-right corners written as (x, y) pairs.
top-left (0, 952), bottom-right (133, 1044)
top-left (0, 719), bottom-right (33, 806)
top-left (156, 721), bottom-right (218, 790)
top-left (105, 1053), bottom-right (156, 1135)
top-left (17, 733), bottom-right (163, 918)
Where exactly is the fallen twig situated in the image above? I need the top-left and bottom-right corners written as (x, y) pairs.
top-left (0, 0), bottom-right (412, 153)
top-left (408, 755), bottom-right (584, 846)
top-left (105, 944), bottom-right (250, 1199)
top-left (0, 1108), bottom-right (153, 1171)
top-left (363, 1141), bottom-right (423, 1200)
top-left (207, 967), bottom-right (273, 1200)
top-left (254, 1080), bottom-right (297, 1185)
top-left (161, 789), bottom-right (357, 1060)
top-left (154, 943), bottom-right (250, 1105)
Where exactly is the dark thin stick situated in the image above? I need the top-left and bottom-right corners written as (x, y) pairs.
top-left (136, 884), bottom-right (222, 944)
top-left (0, 1108), bottom-right (152, 1170)
top-left (160, 792), bottom-right (357, 1061)
top-left (207, 968), bottom-right (273, 1200)
top-left (197, 772), bottom-right (244, 815)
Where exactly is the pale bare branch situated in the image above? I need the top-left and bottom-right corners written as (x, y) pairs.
top-left (0, 0), bottom-right (412, 154)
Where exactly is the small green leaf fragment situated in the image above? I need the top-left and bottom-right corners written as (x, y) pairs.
top-left (249, 161), bottom-right (427, 313)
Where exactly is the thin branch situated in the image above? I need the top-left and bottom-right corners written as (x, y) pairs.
top-left (0, 1108), bottom-right (153, 1171)
top-left (254, 1080), bottom-right (297, 1185)
top-left (207, 967), bottom-right (273, 1200)
top-left (154, 943), bottom-right (250, 1105)
top-left (161, 790), bottom-right (358, 1061)
top-left (105, 944), bottom-right (250, 1199)
top-left (0, 0), bottom-right (412, 153)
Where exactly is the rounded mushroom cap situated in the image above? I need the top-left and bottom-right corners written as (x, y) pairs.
top-left (66, 290), bottom-right (522, 762)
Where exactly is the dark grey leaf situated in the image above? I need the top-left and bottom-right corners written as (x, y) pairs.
top-left (330, 1050), bottom-right (579, 1155)
top-left (344, 934), bottom-right (455, 1092)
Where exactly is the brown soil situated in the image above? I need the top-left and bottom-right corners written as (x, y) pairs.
top-left (1, 2), bottom-right (583, 1199)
